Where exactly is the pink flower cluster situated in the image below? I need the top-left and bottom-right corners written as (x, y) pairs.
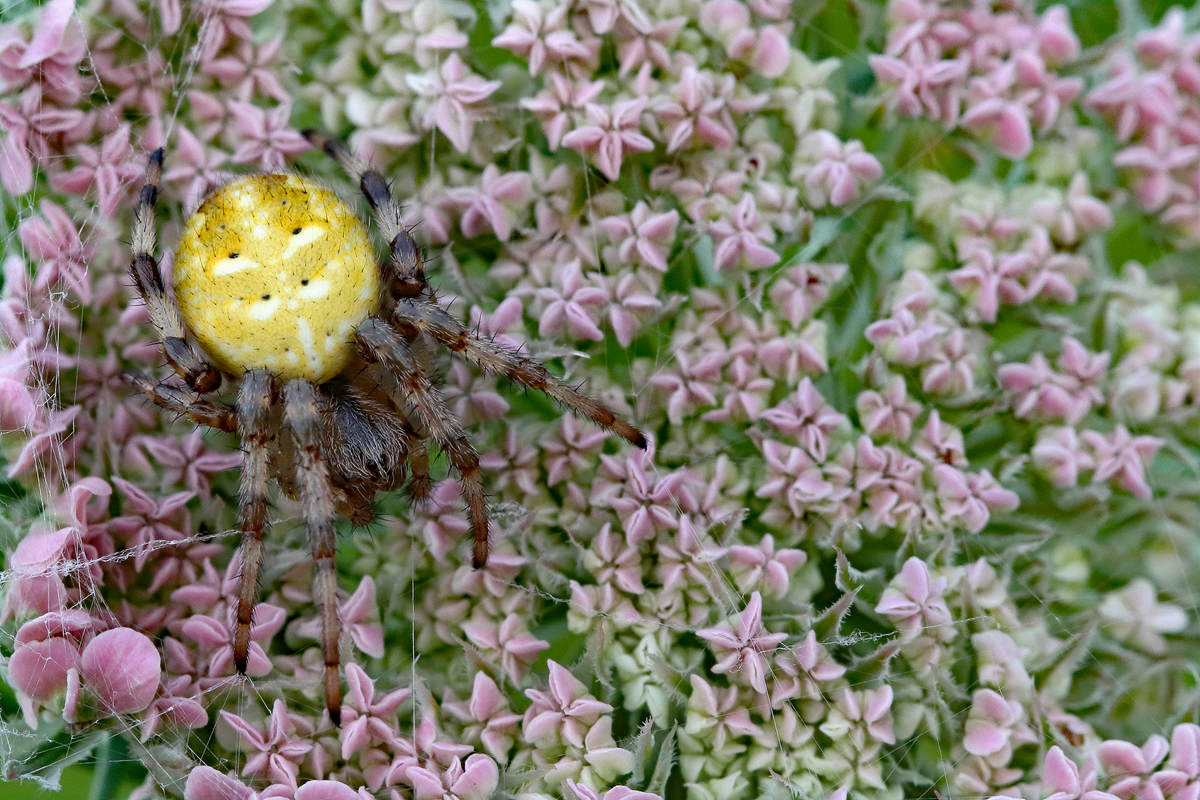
top-left (871, 0), bottom-right (1083, 159)
top-left (1, 0), bottom-right (1197, 795)
top-left (1088, 9), bottom-right (1200, 241)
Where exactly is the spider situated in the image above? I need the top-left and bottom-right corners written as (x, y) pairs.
top-left (125, 131), bottom-right (645, 724)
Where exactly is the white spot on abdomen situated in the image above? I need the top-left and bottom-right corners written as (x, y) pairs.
top-left (249, 296), bottom-right (281, 320)
top-left (298, 279), bottom-right (331, 300)
top-left (282, 226), bottom-right (326, 260)
top-left (296, 317), bottom-right (322, 374)
top-left (213, 257), bottom-right (258, 276)
top-left (253, 224), bottom-right (269, 238)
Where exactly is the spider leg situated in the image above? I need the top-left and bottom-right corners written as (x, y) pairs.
top-left (233, 370), bottom-right (273, 676)
top-left (130, 150), bottom-right (222, 395)
top-left (300, 130), bottom-right (429, 303)
top-left (406, 432), bottom-right (432, 503)
top-left (391, 299), bottom-right (647, 449)
top-left (123, 374), bottom-right (236, 432)
top-left (358, 317), bottom-right (490, 567)
top-left (282, 379), bottom-right (343, 725)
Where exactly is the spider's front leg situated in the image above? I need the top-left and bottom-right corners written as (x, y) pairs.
top-left (123, 374), bottom-right (237, 432)
top-left (301, 129), bottom-right (430, 302)
top-left (282, 379), bottom-right (343, 725)
top-left (129, 149), bottom-right (222, 395)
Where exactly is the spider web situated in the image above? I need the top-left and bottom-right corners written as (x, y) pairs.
top-left (0, 0), bottom-right (1195, 797)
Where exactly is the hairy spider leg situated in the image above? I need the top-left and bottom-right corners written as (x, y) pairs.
top-left (233, 370), bottom-right (273, 677)
top-left (130, 149), bottom-right (222, 394)
top-left (300, 129), bottom-right (430, 302)
top-left (283, 379), bottom-right (343, 725)
top-left (392, 299), bottom-right (649, 449)
top-left (357, 317), bottom-right (490, 566)
top-left (123, 374), bottom-right (237, 432)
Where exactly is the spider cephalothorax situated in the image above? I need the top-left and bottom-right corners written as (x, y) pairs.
top-left (127, 132), bottom-right (645, 723)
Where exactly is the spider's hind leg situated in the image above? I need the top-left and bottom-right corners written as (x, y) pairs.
top-left (233, 369), bottom-right (273, 676)
top-left (392, 298), bottom-right (647, 449)
top-left (282, 378), bottom-right (343, 725)
top-left (356, 317), bottom-right (490, 567)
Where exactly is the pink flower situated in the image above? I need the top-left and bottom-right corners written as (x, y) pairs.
top-left (614, 15), bottom-right (685, 77)
top-left (523, 660), bottom-right (613, 750)
top-left (408, 54), bottom-right (501, 153)
top-left (162, 128), bottom-right (233, 214)
top-left (584, 524), bottom-right (645, 594)
top-left (460, 614), bottom-right (549, 682)
top-left (934, 466), bottom-right (1019, 533)
top-left (447, 164), bottom-right (532, 242)
top-left (912, 410), bottom-right (966, 467)
top-left (339, 663), bottom-right (411, 758)
top-left (9, 610), bottom-right (90, 706)
top-left (1041, 745), bottom-right (1119, 800)
top-left (1029, 427), bottom-right (1088, 489)
top-left (875, 557), bottom-right (953, 641)
top-left (761, 378), bottom-right (846, 462)
top-left (756, 438), bottom-right (835, 521)
top-left (6, 402), bottom-right (81, 482)
top-left (600, 202), bottom-right (679, 273)
top-left (710, 193), bottom-right (781, 271)
top-left (685, 674), bottom-right (762, 748)
top-left (562, 98), bottom-right (654, 181)
top-left (129, 429), bottom-right (241, 498)
top-left (856, 375), bottom-right (921, 441)
top-left (220, 700), bottom-right (314, 789)
top-left (534, 260), bottom-right (607, 342)
top-left (1112, 125), bottom-right (1199, 211)
top-left (18, 199), bottom-right (94, 305)
top-left (821, 685), bottom-right (896, 746)
top-left (650, 346), bottom-right (727, 423)
top-left (866, 308), bottom-right (946, 366)
top-left (793, 130), bottom-right (883, 207)
top-left (768, 262), bottom-right (847, 328)
top-left (492, 0), bottom-right (591, 75)
top-left (141, 674), bottom-right (208, 740)
top-left (697, 592), bottom-right (788, 694)
top-left (1098, 578), bottom-right (1186, 654)
top-left (0, 0), bottom-right (84, 102)
top-left (444, 672), bottom-right (522, 764)
top-left (520, 73), bottom-right (605, 151)
top-left (654, 66), bottom-right (738, 153)
top-left (773, 629), bottom-right (846, 706)
top-left (340, 576), bottom-right (385, 659)
top-left (228, 101), bottom-right (309, 171)
top-left (567, 780), bottom-right (663, 800)
top-left (79, 627), bottom-right (161, 715)
top-left (962, 688), bottom-right (1035, 763)
top-left (106, 478), bottom-right (195, 571)
top-left (184, 767), bottom-right (255, 800)
top-left (201, 34), bottom-right (289, 102)
top-left (727, 534), bottom-right (806, 598)
top-left (1080, 425), bottom-right (1162, 499)
top-left (409, 754), bottom-right (499, 800)
top-left (591, 447), bottom-right (689, 545)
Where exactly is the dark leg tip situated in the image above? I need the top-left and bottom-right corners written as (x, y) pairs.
top-left (148, 148), bottom-right (164, 168)
top-left (631, 430), bottom-right (648, 449)
top-left (300, 129), bottom-right (322, 146)
top-left (234, 656), bottom-right (248, 675)
top-left (328, 707), bottom-right (341, 727)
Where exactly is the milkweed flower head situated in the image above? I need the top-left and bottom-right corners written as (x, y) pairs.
top-left (0, 0), bottom-right (1197, 797)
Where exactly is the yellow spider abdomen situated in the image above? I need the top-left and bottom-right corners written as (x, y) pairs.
top-left (174, 175), bottom-right (380, 383)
